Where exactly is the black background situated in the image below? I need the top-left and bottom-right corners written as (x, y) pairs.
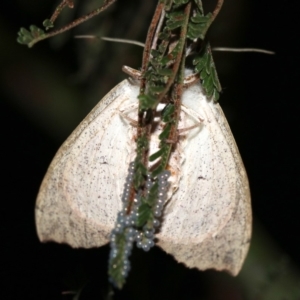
top-left (1, 0), bottom-right (299, 299)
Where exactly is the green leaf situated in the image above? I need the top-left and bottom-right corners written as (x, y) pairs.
top-left (151, 49), bottom-right (161, 58)
top-left (17, 25), bottom-right (45, 47)
top-left (159, 123), bottom-right (172, 139)
top-left (191, 14), bottom-right (210, 23)
top-left (145, 183), bottom-right (159, 206)
top-left (108, 229), bottom-right (130, 289)
top-left (149, 85), bottom-right (166, 94)
top-left (136, 203), bottom-right (152, 227)
top-left (166, 19), bottom-right (184, 30)
top-left (158, 31), bottom-right (170, 40)
top-left (167, 10), bottom-right (185, 20)
top-left (194, 52), bottom-right (208, 73)
top-left (138, 93), bottom-right (157, 110)
top-left (162, 103), bottom-right (175, 122)
top-left (187, 22), bottom-right (206, 40)
top-left (212, 89), bottom-right (220, 102)
top-left (194, 0), bottom-right (204, 13)
top-left (149, 148), bottom-right (165, 161)
top-left (151, 164), bottom-right (165, 178)
top-left (211, 66), bottom-right (222, 91)
top-left (157, 68), bottom-right (173, 76)
top-left (193, 43), bottom-right (221, 101)
top-left (43, 19), bottom-right (54, 30)
top-left (173, 0), bottom-right (189, 8)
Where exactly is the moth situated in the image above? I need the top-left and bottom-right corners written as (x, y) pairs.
top-left (36, 72), bottom-right (251, 276)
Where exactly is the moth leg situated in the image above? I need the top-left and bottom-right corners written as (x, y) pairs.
top-left (119, 103), bottom-right (139, 127)
top-left (181, 104), bottom-right (205, 123)
top-left (120, 113), bottom-right (138, 127)
top-left (177, 122), bottom-right (202, 134)
top-left (173, 105), bottom-right (205, 141)
top-left (122, 65), bottom-right (141, 80)
top-left (183, 73), bottom-right (200, 88)
top-left (165, 123), bottom-right (202, 143)
top-left (163, 104), bottom-right (204, 144)
top-left (165, 123), bottom-right (203, 144)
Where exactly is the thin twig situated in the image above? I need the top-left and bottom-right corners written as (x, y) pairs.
top-left (28, 0), bottom-right (116, 47)
top-left (211, 0), bottom-right (224, 22)
top-left (49, 0), bottom-right (74, 24)
top-left (141, 2), bottom-right (164, 74)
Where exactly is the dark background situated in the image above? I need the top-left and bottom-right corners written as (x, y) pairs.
top-left (1, 0), bottom-right (299, 299)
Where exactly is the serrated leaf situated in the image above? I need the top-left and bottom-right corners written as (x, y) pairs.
top-left (205, 53), bottom-right (212, 74)
top-left (194, 55), bottom-right (207, 73)
top-left (149, 148), bottom-right (165, 161)
top-left (202, 76), bottom-right (214, 97)
top-left (145, 183), bottom-right (159, 206)
top-left (149, 85), bottom-right (165, 94)
top-left (151, 49), bottom-right (161, 58)
top-left (187, 22), bottom-right (206, 40)
top-left (173, 0), bottom-right (189, 8)
top-left (166, 19), bottom-right (184, 30)
top-left (138, 93), bottom-right (157, 110)
top-left (162, 103), bottom-right (175, 121)
top-left (157, 68), bottom-right (173, 76)
top-left (151, 164), bottom-right (165, 178)
top-left (159, 123), bottom-right (172, 139)
top-left (17, 25), bottom-right (45, 46)
top-left (158, 31), bottom-right (170, 40)
top-left (136, 203), bottom-right (152, 227)
top-left (167, 10), bottom-right (185, 20)
top-left (191, 12), bottom-right (212, 23)
top-left (211, 66), bottom-right (221, 91)
top-left (191, 15), bottom-right (209, 23)
top-left (194, 0), bottom-right (204, 13)
top-left (43, 19), bottom-right (54, 30)
top-left (213, 89), bottom-right (220, 102)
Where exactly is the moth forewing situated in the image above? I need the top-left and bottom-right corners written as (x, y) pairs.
top-left (35, 80), bottom-right (140, 248)
top-left (156, 83), bottom-right (251, 276)
top-left (36, 77), bottom-right (251, 275)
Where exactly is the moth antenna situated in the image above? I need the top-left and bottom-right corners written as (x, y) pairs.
top-left (119, 111), bottom-right (138, 127)
top-left (74, 35), bottom-right (146, 48)
top-left (75, 36), bottom-right (274, 55)
top-left (101, 37), bottom-right (145, 48)
top-left (74, 35), bottom-right (99, 39)
top-left (212, 47), bottom-right (275, 55)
